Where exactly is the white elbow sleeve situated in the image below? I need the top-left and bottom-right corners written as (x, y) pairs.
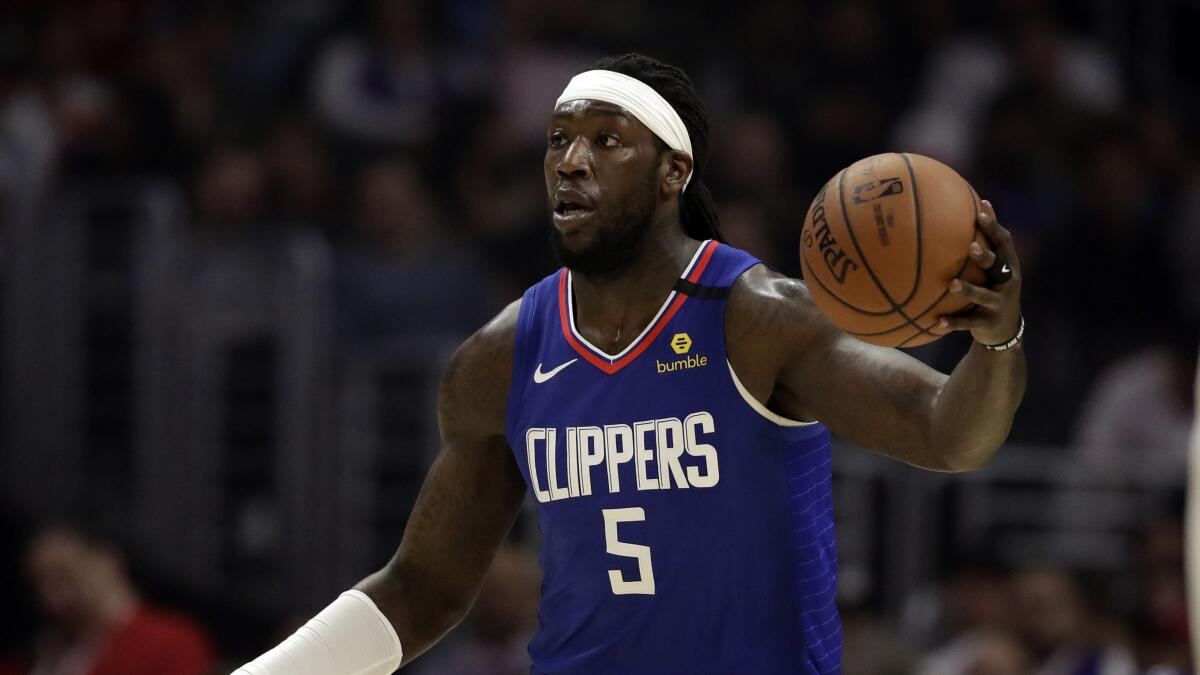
top-left (234, 590), bottom-right (403, 675)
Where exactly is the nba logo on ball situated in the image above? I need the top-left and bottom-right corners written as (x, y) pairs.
top-left (850, 177), bottom-right (904, 205)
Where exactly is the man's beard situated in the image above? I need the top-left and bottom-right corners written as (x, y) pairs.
top-left (549, 177), bottom-right (658, 277)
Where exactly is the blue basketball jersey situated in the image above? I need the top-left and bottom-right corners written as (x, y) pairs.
top-left (505, 241), bottom-right (841, 674)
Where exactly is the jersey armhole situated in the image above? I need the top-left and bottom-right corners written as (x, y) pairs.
top-left (725, 359), bottom-right (820, 427)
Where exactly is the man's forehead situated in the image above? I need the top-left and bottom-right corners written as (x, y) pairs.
top-left (550, 99), bottom-right (637, 123)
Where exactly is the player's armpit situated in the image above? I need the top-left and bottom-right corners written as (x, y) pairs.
top-left (356, 299), bottom-right (528, 666)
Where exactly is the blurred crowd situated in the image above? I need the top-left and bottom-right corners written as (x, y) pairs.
top-left (840, 511), bottom-right (1191, 675)
top-left (0, 0), bottom-right (1197, 673)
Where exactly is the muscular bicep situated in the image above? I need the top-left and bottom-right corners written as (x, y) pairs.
top-left (358, 302), bottom-right (527, 662)
top-left (727, 269), bottom-right (948, 469)
top-left (778, 321), bottom-right (948, 467)
top-left (401, 314), bottom-right (527, 586)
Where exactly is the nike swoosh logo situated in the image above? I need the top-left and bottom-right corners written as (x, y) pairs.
top-left (534, 359), bottom-right (578, 384)
top-left (1000, 264), bottom-right (1011, 274)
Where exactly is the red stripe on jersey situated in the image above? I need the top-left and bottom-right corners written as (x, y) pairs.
top-left (558, 269), bottom-right (615, 372)
top-left (558, 241), bottom-right (719, 375)
top-left (687, 239), bottom-right (718, 283)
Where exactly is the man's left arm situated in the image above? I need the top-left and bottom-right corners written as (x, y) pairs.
top-left (729, 200), bottom-right (1025, 471)
top-left (914, 199), bottom-right (1027, 468)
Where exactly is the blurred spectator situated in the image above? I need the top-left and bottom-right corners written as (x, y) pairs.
top-left (1074, 337), bottom-right (1197, 483)
top-left (1009, 567), bottom-right (1136, 675)
top-left (488, 0), bottom-right (600, 147)
top-left (0, 81), bottom-right (56, 207)
top-left (261, 115), bottom-right (334, 228)
top-left (336, 157), bottom-right (497, 348)
top-left (219, 1), bottom-right (342, 107)
top-left (916, 562), bottom-right (1014, 675)
top-left (792, 2), bottom-right (901, 186)
top-left (1035, 132), bottom-right (1175, 427)
top-left (709, 111), bottom-right (804, 274)
top-left (454, 111), bottom-right (556, 288)
top-left (969, 86), bottom-right (1074, 276)
top-left (963, 631), bottom-right (1032, 675)
top-left (311, 0), bottom-right (485, 149)
top-left (27, 4), bottom-right (117, 133)
top-left (1129, 516), bottom-right (1190, 673)
top-left (1135, 104), bottom-right (1192, 193)
top-left (841, 605), bottom-right (918, 675)
top-left (42, 63), bottom-right (127, 177)
top-left (711, 110), bottom-right (794, 201)
top-left (893, 10), bottom-right (1121, 168)
top-left (719, 200), bottom-right (779, 270)
top-left (415, 544), bottom-right (540, 675)
top-left (126, 6), bottom-right (231, 169)
top-left (708, 1), bottom-right (812, 123)
top-left (193, 145), bottom-right (268, 234)
top-left (24, 523), bottom-right (214, 675)
top-left (185, 142), bottom-right (331, 385)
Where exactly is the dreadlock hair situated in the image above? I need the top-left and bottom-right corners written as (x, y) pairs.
top-left (588, 53), bottom-right (725, 243)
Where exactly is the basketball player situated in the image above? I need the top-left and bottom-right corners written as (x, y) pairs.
top-left (236, 53), bottom-right (1025, 674)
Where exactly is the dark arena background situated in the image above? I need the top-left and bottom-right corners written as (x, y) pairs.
top-left (1, 1), bottom-right (1198, 673)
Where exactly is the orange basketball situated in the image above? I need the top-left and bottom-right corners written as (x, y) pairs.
top-left (799, 153), bottom-right (989, 348)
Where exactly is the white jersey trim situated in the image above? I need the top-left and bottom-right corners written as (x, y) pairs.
top-left (726, 360), bottom-right (820, 427)
top-left (566, 240), bottom-right (711, 363)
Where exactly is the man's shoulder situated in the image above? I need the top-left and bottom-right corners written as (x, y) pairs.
top-left (439, 299), bottom-right (522, 438)
top-left (726, 264), bottom-right (820, 341)
top-left (722, 264), bottom-right (828, 418)
top-left (448, 299), bottom-right (521, 384)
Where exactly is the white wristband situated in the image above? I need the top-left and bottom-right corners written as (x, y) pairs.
top-left (234, 590), bottom-right (403, 675)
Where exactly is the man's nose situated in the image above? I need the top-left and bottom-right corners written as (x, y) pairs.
top-left (556, 138), bottom-right (592, 180)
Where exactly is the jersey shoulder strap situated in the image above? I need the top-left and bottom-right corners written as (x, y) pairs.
top-left (673, 242), bottom-right (761, 298)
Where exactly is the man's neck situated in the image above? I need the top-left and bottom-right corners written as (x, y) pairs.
top-left (570, 224), bottom-right (701, 355)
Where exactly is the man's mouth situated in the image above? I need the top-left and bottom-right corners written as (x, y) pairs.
top-left (552, 196), bottom-right (595, 229)
top-left (554, 200), bottom-right (593, 216)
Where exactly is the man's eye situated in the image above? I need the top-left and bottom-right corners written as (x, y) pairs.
top-left (548, 133), bottom-right (566, 148)
top-left (598, 134), bottom-right (620, 147)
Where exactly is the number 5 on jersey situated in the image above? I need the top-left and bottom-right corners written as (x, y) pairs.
top-left (603, 507), bottom-right (655, 595)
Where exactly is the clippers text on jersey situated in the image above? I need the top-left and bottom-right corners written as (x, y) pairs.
top-left (524, 411), bottom-right (721, 503)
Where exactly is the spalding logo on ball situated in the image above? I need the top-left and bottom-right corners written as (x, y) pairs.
top-left (799, 152), bottom-right (990, 348)
top-left (803, 183), bottom-right (859, 284)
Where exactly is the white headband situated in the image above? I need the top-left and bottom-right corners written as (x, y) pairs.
top-left (555, 69), bottom-right (694, 190)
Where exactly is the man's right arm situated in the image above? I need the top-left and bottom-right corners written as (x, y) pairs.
top-left (356, 300), bottom-right (527, 665)
top-left (236, 301), bottom-right (527, 673)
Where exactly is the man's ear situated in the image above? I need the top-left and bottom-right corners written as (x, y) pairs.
top-left (662, 151), bottom-right (694, 197)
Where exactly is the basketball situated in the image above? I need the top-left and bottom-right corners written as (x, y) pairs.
top-left (799, 152), bottom-right (989, 348)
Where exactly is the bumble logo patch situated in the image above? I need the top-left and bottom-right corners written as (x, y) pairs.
top-left (670, 333), bottom-right (692, 355)
top-left (658, 333), bottom-right (707, 374)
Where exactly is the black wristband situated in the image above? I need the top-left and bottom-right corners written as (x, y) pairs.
top-left (983, 315), bottom-right (1025, 352)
